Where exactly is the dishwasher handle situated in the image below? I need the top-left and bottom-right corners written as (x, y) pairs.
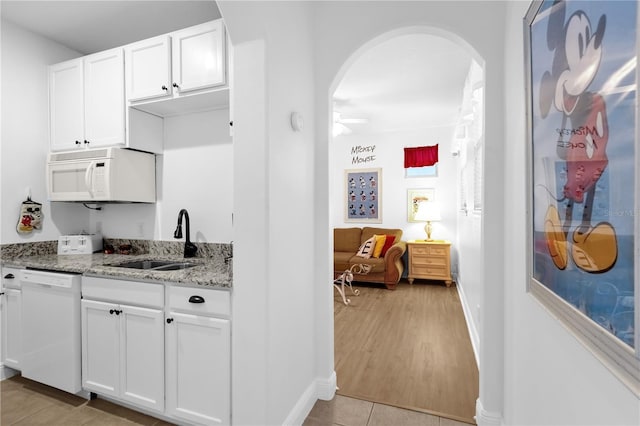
top-left (21, 270), bottom-right (80, 288)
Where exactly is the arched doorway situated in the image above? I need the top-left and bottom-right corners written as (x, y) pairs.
top-left (328, 27), bottom-right (485, 423)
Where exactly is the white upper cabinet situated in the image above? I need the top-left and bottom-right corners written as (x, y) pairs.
top-left (172, 20), bottom-right (226, 94)
top-left (126, 20), bottom-right (226, 104)
top-left (49, 58), bottom-right (84, 151)
top-left (125, 35), bottom-right (172, 101)
top-left (49, 48), bottom-right (125, 152)
top-left (84, 49), bottom-right (125, 147)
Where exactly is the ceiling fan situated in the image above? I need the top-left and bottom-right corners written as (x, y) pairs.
top-left (332, 111), bottom-right (369, 136)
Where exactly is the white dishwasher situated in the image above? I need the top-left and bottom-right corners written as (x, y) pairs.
top-left (21, 269), bottom-right (82, 394)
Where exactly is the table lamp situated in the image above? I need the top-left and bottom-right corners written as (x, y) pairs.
top-left (414, 200), bottom-right (441, 241)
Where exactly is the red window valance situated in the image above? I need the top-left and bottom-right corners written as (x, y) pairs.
top-left (404, 144), bottom-right (439, 168)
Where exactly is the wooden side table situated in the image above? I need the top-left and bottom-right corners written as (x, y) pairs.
top-left (407, 240), bottom-right (453, 287)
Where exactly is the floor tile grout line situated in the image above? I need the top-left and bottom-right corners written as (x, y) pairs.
top-left (366, 402), bottom-right (375, 426)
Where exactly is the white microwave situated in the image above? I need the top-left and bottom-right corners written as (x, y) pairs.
top-left (47, 147), bottom-right (156, 202)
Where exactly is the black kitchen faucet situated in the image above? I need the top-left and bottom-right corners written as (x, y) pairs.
top-left (174, 209), bottom-right (197, 258)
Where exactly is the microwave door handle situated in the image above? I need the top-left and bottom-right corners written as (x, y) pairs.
top-left (85, 161), bottom-right (96, 197)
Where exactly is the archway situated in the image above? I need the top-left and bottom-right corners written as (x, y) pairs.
top-left (328, 26), bottom-right (485, 422)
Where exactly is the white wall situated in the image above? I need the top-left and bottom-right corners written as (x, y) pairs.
top-left (92, 108), bottom-right (234, 243)
top-left (502, 2), bottom-right (640, 425)
top-left (330, 126), bottom-right (458, 245)
top-left (0, 19), bottom-right (88, 244)
top-left (217, 2), bottom-right (317, 425)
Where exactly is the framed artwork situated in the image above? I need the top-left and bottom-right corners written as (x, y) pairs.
top-left (525, 0), bottom-right (638, 387)
top-left (344, 168), bottom-right (381, 223)
top-left (407, 188), bottom-right (435, 222)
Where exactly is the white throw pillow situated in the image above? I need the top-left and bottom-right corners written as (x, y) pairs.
top-left (355, 236), bottom-right (376, 258)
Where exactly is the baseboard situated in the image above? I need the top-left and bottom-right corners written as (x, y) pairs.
top-left (475, 398), bottom-right (503, 426)
top-left (316, 370), bottom-right (337, 400)
top-left (282, 371), bottom-right (336, 426)
top-left (0, 364), bottom-right (19, 381)
top-left (456, 277), bottom-right (480, 368)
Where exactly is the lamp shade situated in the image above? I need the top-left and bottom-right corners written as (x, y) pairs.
top-left (414, 200), bottom-right (441, 222)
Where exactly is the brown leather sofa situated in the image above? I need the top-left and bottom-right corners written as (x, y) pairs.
top-left (333, 227), bottom-right (406, 290)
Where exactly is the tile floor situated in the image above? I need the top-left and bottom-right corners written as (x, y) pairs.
top-left (1, 375), bottom-right (473, 425)
top-left (303, 395), bottom-right (473, 426)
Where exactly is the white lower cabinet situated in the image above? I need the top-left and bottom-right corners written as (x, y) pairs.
top-left (81, 277), bottom-right (165, 412)
top-left (81, 277), bottom-right (231, 425)
top-left (1, 268), bottom-right (22, 371)
top-left (166, 311), bottom-right (230, 426)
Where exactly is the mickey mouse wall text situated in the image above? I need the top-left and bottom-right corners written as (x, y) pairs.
top-left (350, 144), bottom-right (376, 164)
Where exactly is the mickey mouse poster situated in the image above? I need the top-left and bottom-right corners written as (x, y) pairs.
top-left (528, 0), bottom-right (636, 347)
top-left (344, 168), bottom-right (381, 223)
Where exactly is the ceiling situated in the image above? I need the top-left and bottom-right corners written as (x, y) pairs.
top-left (0, 0), bottom-right (220, 55)
top-left (333, 33), bottom-right (472, 135)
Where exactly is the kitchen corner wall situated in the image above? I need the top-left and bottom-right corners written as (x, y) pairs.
top-left (330, 126), bottom-right (458, 245)
top-left (1, 19), bottom-right (88, 245)
top-left (0, 18), bottom-right (233, 246)
top-left (89, 108), bottom-right (233, 244)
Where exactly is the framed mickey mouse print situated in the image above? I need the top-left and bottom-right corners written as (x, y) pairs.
top-left (344, 168), bottom-right (381, 223)
top-left (525, 0), bottom-right (639, 390)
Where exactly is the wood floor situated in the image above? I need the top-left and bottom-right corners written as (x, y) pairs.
top-left (334, 280), bottom-right (478, 424)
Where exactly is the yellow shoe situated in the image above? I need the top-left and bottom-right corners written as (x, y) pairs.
top-left (544, 206), bottom-right (568, 270)
top-left (571, 223), bottom-right (618, 273)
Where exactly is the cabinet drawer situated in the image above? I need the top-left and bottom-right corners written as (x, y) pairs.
top-left (2, 267), bottom-right (22, 289)
top-left (412, 256), bottom-right (447, 267)
top-left (167, 286), bottom-right (230, 318)
top-left (82, 276), bottom-right (164, 308)
top-left (412, 265), bottom-right (449, 278)
top-left (410, 245), bottom-right (448, 256)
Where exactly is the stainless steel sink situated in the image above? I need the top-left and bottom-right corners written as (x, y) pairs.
top-left (111, 260), bottom-right (198, 271)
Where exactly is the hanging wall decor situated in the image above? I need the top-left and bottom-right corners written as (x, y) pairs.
top-left (16, 197), bottom-right (43, 234)
top-left (525, 0), bottom-right (638, 388)
top-left (344, 168), bottom-right (381, 223)
top-left (407, 188), bottom-right (435, 222)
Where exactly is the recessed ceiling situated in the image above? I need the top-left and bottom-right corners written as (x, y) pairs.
top-left (333, 34), bottom-right (472, 134)
top-left (0, 0), bottom-right (221, 55)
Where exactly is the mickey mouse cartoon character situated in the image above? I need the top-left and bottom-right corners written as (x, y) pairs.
top-left (539, 0), bottom-right (616, 273)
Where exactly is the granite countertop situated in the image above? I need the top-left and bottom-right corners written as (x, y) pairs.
top-left (0, 240), bottom-right (233, 289)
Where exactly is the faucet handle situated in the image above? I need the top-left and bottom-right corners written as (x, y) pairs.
top-left (184, 242), bottom-right (198, 258)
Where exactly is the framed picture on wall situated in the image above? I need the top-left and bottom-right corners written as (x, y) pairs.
top-left (407, 188), bottom-right (435, 222)
top-left (344, 168), bottom-right (381, 223)
top-left (525, 0), bottom-right (638, 388)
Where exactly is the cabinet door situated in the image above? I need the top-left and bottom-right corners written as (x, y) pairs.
top-left (84, 48), bottom-right (125, 148)
top-left (49, 58), bottom-right (84, 151)
top-left (125, 35), bottom-right (172, 101)
top-left (1, 288), bottom-right (22, 370)
top-left (81, 299), bottom-right (119, 397)
top-left (166, 312), bottom-right (230, 426)
top-left (171, 20), bottom-right (226, 94)
top-left (119, 304), bottom-right (164, 411)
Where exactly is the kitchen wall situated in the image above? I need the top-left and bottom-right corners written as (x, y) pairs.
top-left (502, 2), bottom-right (640, 425)
top-left (0, 17), bottom-right (234, 247)
top-left (218, 2), bottom-right (317, 425)
top-left (0, 19), bottom-right (88, 244)
top-left (330, 126), bottom-right (458, 244)
top-left (89, 108), bottom-right (233, 244)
